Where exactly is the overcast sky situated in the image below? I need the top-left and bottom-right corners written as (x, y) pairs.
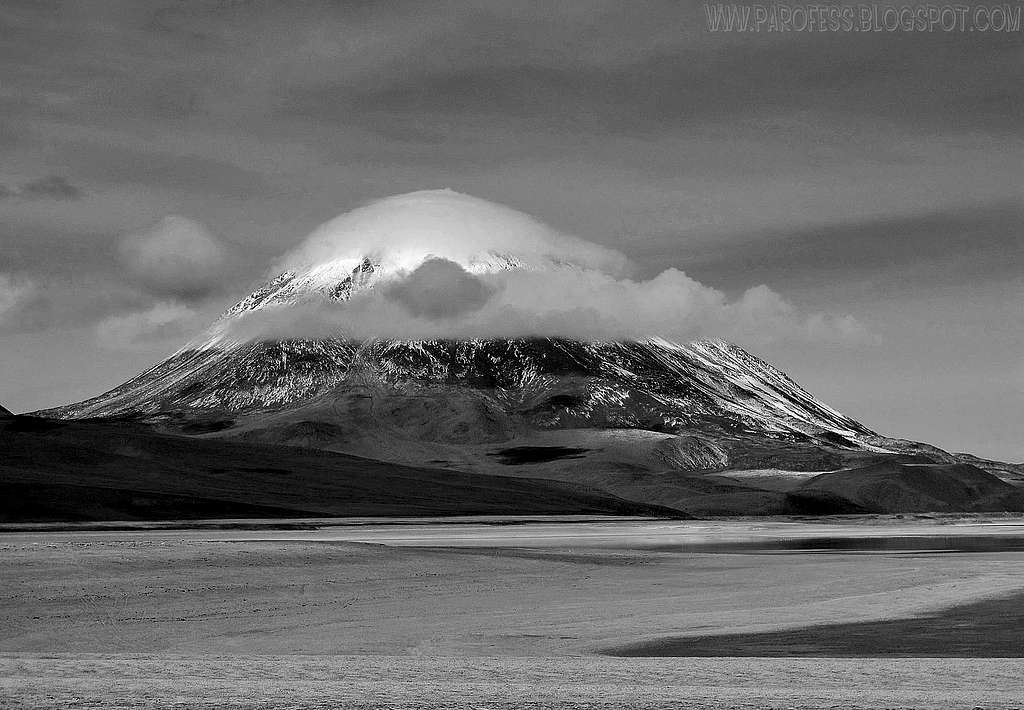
top-left (1, 1), bottom-right (1021, 460)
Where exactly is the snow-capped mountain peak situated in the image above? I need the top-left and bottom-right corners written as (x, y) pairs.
top-left (38, 190), bottom-right (889, 463)
top-left (220, 248), bottom-right (541, 323)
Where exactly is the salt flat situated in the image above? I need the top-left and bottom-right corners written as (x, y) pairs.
top-left (3, 517), bottom-right (1024, 708)
top-left (3, 655), bottom-right (1024, 709)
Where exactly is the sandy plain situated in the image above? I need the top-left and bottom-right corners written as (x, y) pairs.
top-left (3, 516), bottom-right (1024, 708)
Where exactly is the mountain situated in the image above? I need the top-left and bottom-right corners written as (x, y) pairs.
top-left (32, 191), bottom-right (1023, 516)
top-left (45, 249), bottom-right (875, 450)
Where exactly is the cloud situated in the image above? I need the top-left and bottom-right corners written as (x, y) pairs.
top-left (0, 274), bottom-right (37, 323)
top-left (0, 175), bottom-right (83, 201)
top-left (235, 264), bottom-right (869, 347)
top-left (226, 191), bottom-right (871, 348)
top-left (118, 216), bottom-right (230, 300)
top-left (95, 302), bottom-right (199, 350)
top-left (686, 202), bottom-right (1024, 293)
top-left (19, 175), bottom-right (83, 200)
top-left (805, 312), bottom-right (876, 345)
top-left (385, 258), bottom-right (493, 319)
top-left (0, 268), bottom-right (175, 336)
top-left (278, 189), bottom-right (627, 275)
top-left (61, 141), bottom-right (275, 198)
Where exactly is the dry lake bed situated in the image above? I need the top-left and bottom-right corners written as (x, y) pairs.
top-left (3, 515), bottom-right (1024, 708)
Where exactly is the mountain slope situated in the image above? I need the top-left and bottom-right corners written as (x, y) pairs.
top-left (43, 335), bottom-right (876, 447)
top-left (801, 461), bottom-right (1024, 513)
top-left (0, 415), bottom-right (678, 523)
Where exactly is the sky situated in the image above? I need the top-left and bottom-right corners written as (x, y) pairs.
top-left (0, 0), bottom-right (1021, 460)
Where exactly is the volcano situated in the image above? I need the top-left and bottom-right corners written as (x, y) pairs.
top-left (44, 192), bottom-right (872, 442)
top-left (28, 192), bottom-right (1024, 517)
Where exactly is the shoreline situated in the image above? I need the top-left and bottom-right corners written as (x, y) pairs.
top-left (4, 510), bottom-right (1024, 535)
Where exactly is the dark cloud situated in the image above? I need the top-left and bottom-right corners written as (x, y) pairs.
top-left (0, 175), bottom-right (83, 201)
top-left (0, 271), bottom-right (150, 335)
top-left (682, 202), bottom-right (1024, 295)
top-left (61, 142), bottom-right (274, 198)
top-left (19, 175), bottom-right (83, 200)
top-left (385, 257), bottom-right (493, 319)
top-left (283, 8), bottom-right (1024, 139)
top-left (4, 1), bottom-right (1022, 143)
top-left (1, 222), bottom-right (122, 275)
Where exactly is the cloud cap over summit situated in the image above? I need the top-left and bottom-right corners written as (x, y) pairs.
top-left (228, 191), bottom-right (871, 347)
top-left (277, 189), bottom-right (629, 275)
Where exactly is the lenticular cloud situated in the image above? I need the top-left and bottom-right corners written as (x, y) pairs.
top-left (277, 189), bottom-right (627, 275)
top-left (231, 190), bottom-right (870, 347)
